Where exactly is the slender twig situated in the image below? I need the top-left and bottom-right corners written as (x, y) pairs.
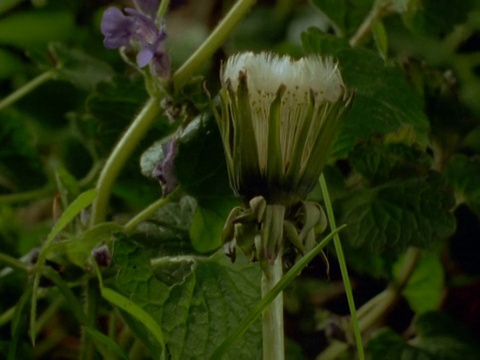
top-left (349, 6), bottom-right (381, 47)
top-left (0, 253), bottom-right (29, 273)
top-left (0, 70), bottom-right (56, 111)
top-left (172, 0), bottom-right (257, 90)
top-left (123, 188), bottom-right (179, 234)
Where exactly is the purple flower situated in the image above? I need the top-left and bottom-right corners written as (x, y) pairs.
top-left (100, 0), bottom-right (170, 77)
top-left (153, 138), bottom-right (178, 195)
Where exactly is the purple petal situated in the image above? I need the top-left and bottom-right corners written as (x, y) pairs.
top-left (136, 47), bottom-right (154, 68)
top-left (134, 0), bottom-right (160, 18)
top-left (101, 7), bottom-right (135, 49)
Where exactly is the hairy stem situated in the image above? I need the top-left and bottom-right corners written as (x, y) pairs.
top-left (261, 255), bottom-right (284, 360)
top-left (320, 174), bottom-right (364, 360)
top-left (172, 0), bottom-right (257, 90)
top-left (0, 69), bottom-right (56, 111)
top-left (90, 98), bottom-right (160, 226)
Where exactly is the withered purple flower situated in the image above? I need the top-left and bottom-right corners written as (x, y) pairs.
top-left (153, 138), bottom-right (178, 195)
top-left (100, 0), bottom-right (170, 77)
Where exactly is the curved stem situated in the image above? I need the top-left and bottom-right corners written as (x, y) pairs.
top-left (123, 188), bottom-right (179, 235)
top-left (0, 70), bottom-right (56, 111)
top-left (172, 0), bottom-right (257, 90)
top-left (90, 97), bottom-right (160, 226)
top-left (319, 174), bottom-right (364, 360)
top-left (0, 252), bottom-right (29, 273)
top-left (261, 255), bottom-right (284, 360)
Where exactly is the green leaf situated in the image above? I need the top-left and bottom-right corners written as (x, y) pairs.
top-left (101, 287), bottom-right (166, 354)
top-left (446, 154), bottom-right (480, 216)
top-left (112, 240), bottom-right (262, 360)
top-left (130, 196), bottom-right (198, 257)
top-left (49, 43), bottom-right (114, 91)
top-left (310, 0), bottom-right (373, 35)
top-left (66, 223), bottom-right (123, 267)
top-left (44, 189), bottom-right (97, 248)
top-left (301, 28), bottom-right (350, 56)
top-left (393, 252), bottom-right (444, 314)
top-left (367, 328), bottom-right (434, 360)
top-left (415, 312), bottom-right (480, 359)
top-left (368, 312), bottom-right (480, 360)
top-left (190, 198), bottom-right (238, 253)
top-left (336, 173), bottom-right (455, 252)
top-left (310, 0), bottom-right (347, 32)
top-left (350, 142), bottom-right (431, 185)
top-left (175, 112), bottom-right (233, 200)
top-left (54, 166), bottom-right (81, 208)
top-left (403, 0), bottom-right (474, 37)
top-left (0, 11), bottom-right (76, 47)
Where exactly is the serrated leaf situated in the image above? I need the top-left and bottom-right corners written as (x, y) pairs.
top-left (336, 173), bottom-right (455, 252)
top-left (446, 154), bottom-right (480, 216)
top-left (393, 252), bottom-right (444, 314)
top-left (112, 240), bottom-right (262, 360)
top-left (350, 142), bottom-right (431, 185)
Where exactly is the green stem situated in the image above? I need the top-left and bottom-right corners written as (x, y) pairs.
top-left (123, 188), bottom-right (179, 235)
top-left (0, 306), bottom-right (15, 327)
top-left (349, 5), bottom-right (381, 47)
top-left (0, 186), bottom-right (53, 204)
top-left (157, 0), bottom-right (170, 18)
top-left (90, 98), bottom-right (160, 226)
top-left (172, 0), bottom-right (257, 90)
top-left (212, 225), bottom-right (346, 359)
top-left (0, 253), bottom-right (29, 273)
top-left (319, 174), bottom-right (364, 360)
top-left (0, 70), bottom-right (56, 111)
top-left (261, 255), bottom-right (284, 360)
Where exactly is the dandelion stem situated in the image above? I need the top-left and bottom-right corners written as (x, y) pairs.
top-left (261, 255), bottom-right (284, 360)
